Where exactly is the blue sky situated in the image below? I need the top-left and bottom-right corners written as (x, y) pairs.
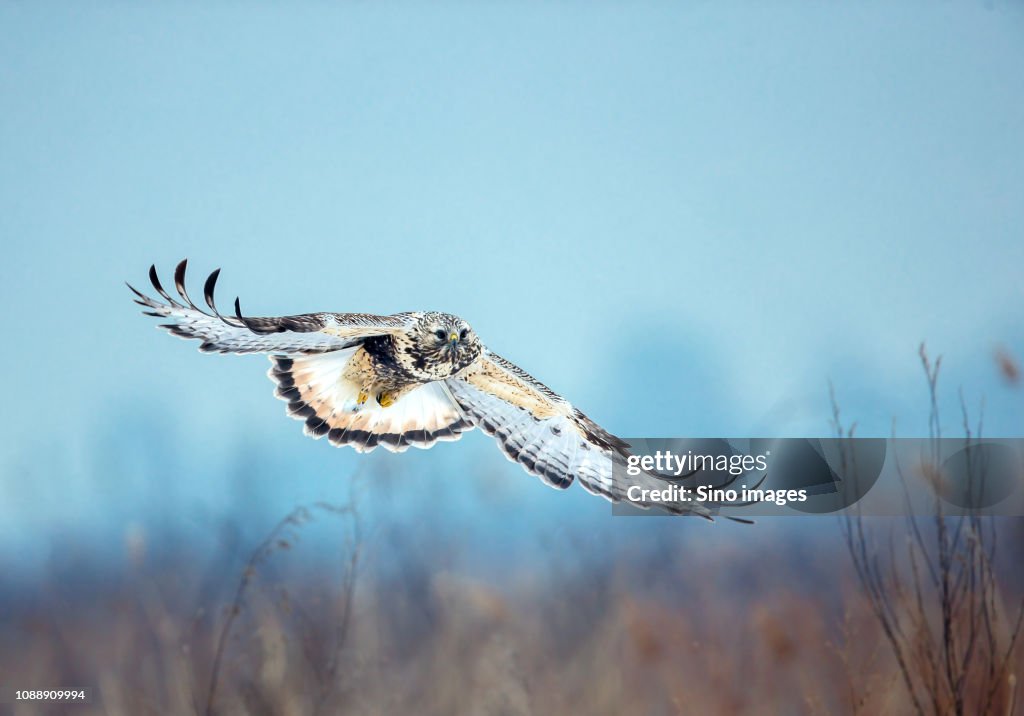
top-left (1, 2), bottom-right (1022, 561)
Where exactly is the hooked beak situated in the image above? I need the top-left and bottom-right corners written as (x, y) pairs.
top-left (448, 332), bottom-right (459, 349)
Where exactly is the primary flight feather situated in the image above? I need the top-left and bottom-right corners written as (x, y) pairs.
top-left (128, 260), bottom-right (724, 519)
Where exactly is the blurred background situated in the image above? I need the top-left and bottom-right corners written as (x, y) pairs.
top-left (1, 2), bottom-right (1022, 713)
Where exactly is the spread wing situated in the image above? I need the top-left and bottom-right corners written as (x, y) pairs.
top-left (128, 260), bottom-right (414, 354)
top-left (445, 350), bottom-right (716, 518)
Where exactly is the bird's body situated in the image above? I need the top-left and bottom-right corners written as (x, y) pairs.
top-left (128, 261), bottom-right (730, 519)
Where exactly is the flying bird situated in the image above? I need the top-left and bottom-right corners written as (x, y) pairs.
top-left (128, 260), bottom-right (735, 519)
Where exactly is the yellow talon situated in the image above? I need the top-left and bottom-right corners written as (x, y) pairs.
top-left (356, 390), bottom-right (369, 405)
top-left (376, 391), bottom-right (395, 408)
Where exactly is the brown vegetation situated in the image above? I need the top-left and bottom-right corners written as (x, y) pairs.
top-left (836, 345), bottom-right (1023, 716)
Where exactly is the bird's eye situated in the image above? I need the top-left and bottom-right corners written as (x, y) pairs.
top-left (435, 329), bottom-right (447, 340)
top-left (459, 328), bottom-right (468, 340)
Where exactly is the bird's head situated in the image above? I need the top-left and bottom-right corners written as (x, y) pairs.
top-left (413, 312), bottom-right (482, 372)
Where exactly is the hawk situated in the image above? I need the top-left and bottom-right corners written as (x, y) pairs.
top-left (128, 260), bottom-right (734, 520)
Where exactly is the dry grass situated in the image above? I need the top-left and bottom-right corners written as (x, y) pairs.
top-left (835, 345), bottom-right (1023, 716)
top-left (10, 512), bottom-right (1020, 715)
